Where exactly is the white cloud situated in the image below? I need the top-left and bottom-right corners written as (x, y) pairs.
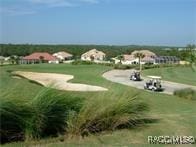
top-left (29, 0), bottom-right (100, 7)
top-left (0, 7), bottom-right (36, 16)
top-left (1, 0), bottom-right (102, 16)
top-left (80, 0), bottom-right (99, 4)
top-left (29, 0), bottom-right (75, 7)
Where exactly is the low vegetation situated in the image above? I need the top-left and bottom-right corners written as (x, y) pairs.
top-left (67, 93), bottom-right (149, 136)
top-left (1, 64), bottom-right (196, 146)
top-left (0, 96), bottom-right (31, 143)
top-left (174, 88), bottom-right (196, 100)
top-left (113, 63), bottom-right (181, 70)
top-left (143, 66), bottom-right (196, 86)
top-left (25, 89), bottom-right (83, 140)
top-left (0, 89), bottom-right (83, 143)
top-left (0, 87), bottom-right (149, 144)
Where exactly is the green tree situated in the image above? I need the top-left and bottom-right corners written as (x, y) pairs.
top-left (134, 52), bottom-right (145, 72)
top-left (9, 56), bottom-right (16, 64)
top-left (186, 44), bottom-right (196, 71)
top-left (117, 55), bottom-right (124, 64)
top-left (0, 57), bottom-right (4, 65)
top-left (90, 55), bottom-right (95, 61)
top-left (39, 56), bottom-right (44, 63)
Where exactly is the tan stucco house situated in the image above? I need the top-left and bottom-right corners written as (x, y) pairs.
top-left (81, 49), bottom-right (106, 61)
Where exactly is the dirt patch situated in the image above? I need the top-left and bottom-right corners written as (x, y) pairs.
top-left (13, 71), bottom-right (108, 92)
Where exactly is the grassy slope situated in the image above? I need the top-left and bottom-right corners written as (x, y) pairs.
top-left (142, 66), bottom-right (196, 86)
top-left (0, 64), bottom-right (196, 146)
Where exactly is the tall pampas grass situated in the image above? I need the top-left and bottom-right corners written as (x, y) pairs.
top-left (67, 93), bottom-right (149, 136)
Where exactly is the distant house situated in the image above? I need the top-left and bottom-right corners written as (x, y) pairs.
top-left (115, 50), bottom-right (180, 65)
top-left (178, 48), bottom-right (186, 51)
top-left (0, 56), bottom-right (5, 65)
top-left (179, 60), bottom-right (190, 65)
top-left (0, 56), bottom-right (5, 60)
top-left (53, 51), bottom-right (73, 61)
top-left (81, 49), bottom-right (106, 61)
top-left (22, 52), bottom-right (59, 64)
top-left (114, 50), bottom-right (156, 65)
top-left (111, 57), bottom-right (121, 64)
top-left (122, 54), bottom-right (138, 65)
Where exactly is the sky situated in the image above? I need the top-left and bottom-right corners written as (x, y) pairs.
top-left (0, 0), bottom-right (196, 46)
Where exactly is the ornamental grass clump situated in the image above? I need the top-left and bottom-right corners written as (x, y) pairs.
top-left (67, 93), bottom-right (149, 136)
top-left (174, 88), bottom-right (196, 100)
top-left (0, 88), bottom-right (83, 143)
top-left (25, 89), bottom-right (83, 140)
top-left (0, 97), bottom-right (32, 143)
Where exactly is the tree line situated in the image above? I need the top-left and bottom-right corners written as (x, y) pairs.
top-left (0, 44), bottom-right (194, 60)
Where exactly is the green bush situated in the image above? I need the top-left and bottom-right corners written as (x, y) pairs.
top-left (0, 89), bottom-right (83, 143)
top-left (25, 89), bottom-right (83, 139)
top-left (114, 64), bottom-right (137, 69)
top-left (72, 60), bottom-right (93, 65)
top-left (0, 88), bottom-right (150, 143)
top-left (67, 94), bottom-right (149, 136)
top-left (174, 88), bottom-right (196, 100)
top-left (0, 97), bottom-right (32, 143)
top-left (113, 64), bottom-right (178, 70)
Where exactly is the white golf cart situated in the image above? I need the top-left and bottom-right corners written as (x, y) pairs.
top-left (130, 71), bottom-right (141, 81)
top-left (144, 76), bottom-right (162, 91)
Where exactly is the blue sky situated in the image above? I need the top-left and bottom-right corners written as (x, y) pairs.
top-left (0, 0), bottom-right (196, 46)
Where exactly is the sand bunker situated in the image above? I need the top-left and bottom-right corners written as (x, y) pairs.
top-left (13, 71), bottom-right (107, 91)
top-left (12, 76), bottom-right (22, 79)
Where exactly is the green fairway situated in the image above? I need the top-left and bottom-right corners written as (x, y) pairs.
top-left (0, 64), bottom-right (196, 146)
top-left (142, 66), bottom-right (196, 86)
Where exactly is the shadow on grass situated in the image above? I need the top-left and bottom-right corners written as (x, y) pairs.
top-left (10, 72), bottom-right (43, 87)
top-left (117, 118), bottom-right (160, 130)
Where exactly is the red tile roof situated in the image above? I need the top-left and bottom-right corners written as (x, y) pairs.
top-left (23, 52), bottom-right (57, 61)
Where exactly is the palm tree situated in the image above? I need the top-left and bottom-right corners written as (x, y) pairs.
top-left (117, 55), bottom-right (124, 64)
top-left (134, 52), bottom-right (145, 72)
top-left (39, 56), bottom-right (44, 63)
top-left (186, 44), bottom-right (196, 71)
top-left (9, 55), bottom-right (16, 64)
top-left (90, 55), bottom-right (95, 61)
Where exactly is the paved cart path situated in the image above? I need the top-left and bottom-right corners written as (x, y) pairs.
top-left (103, 70), bottom-right (196, 95)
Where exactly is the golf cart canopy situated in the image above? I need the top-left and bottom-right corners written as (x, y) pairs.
top-left (147, 76), bottom-right (162, 79)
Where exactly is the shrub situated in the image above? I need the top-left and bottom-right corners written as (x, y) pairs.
top-left (174, 88), bottom-right (196, 100)
top-left (6, 70), bottom-right (14, 73)
top-left (72, 60), bottom-right (93, 65)
top-left (0, 88), bottom-right (83, 143)
top-left (0, 97), bottom-right (32, 143)
top-left (67, 94), bottom-right (149, 136)
top-left (25, 89), bottom-right (83, 139)
top-left (114, 64), bottom-right (137, 70)
top-left (113, 63), bottom-right (182, 70)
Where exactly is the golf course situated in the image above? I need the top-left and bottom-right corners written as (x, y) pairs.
top-left (143, 66), bottom-right (196, 86)
top-left (0, 64), bottom-right (196, 146)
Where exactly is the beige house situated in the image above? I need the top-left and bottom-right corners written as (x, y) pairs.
top-left (81, 49), bottom-right (106, 61)
top-left (114, 50), bottom-right (156, 65)
top-left (53, 51), bottom-right (73, 61)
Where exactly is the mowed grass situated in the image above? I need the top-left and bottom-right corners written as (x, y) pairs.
top-left (0, 64), bottom-right (196, 146)
top-left (142, 66), bottom-right (196, 86)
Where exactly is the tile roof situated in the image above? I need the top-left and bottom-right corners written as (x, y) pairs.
top-left (23, 52), bottom-right (57, 61)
